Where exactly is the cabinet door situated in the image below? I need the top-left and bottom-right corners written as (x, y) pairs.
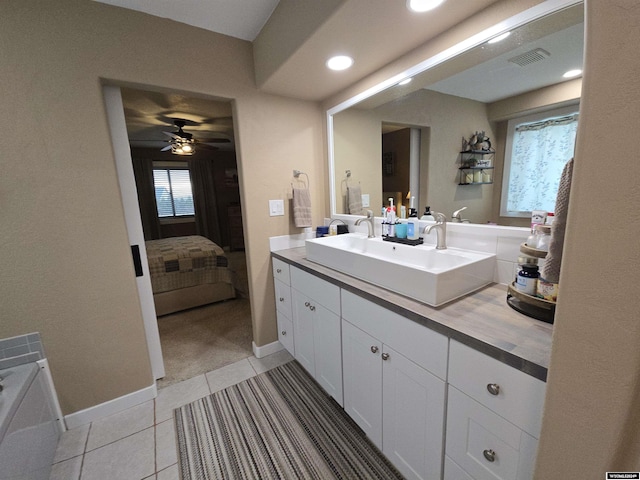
top-left (292, 288), bottom-right (315, 376)
top-left (382, 345), bottom-right (446, 480)
top-left (313, 303), bottom-right (343, 405)
top-left (342, 319), bottom-right (383, 448)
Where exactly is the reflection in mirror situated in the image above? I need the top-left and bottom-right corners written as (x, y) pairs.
top-left (331, 2), bottom-right (583, 226)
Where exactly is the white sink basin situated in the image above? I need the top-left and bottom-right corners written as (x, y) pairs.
top-left (305, 233), bottom-right (496, 306)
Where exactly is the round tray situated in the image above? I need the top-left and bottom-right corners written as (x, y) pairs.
top-left (506, 283), bottom-right (556, 324)
top-left (520, 243), bottom-right (548, 258)
top-left (507, 283), bottom-right (555, 309)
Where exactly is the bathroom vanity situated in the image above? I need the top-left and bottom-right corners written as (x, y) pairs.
top-left (271, 247), bottom-right (552, 480)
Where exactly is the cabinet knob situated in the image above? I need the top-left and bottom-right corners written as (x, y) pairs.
top-left (279, 297), bottom-right (285, 302)
top-left (309, 305), bottom-right (316, 311)
top-left (370, 346), bottom-right (379, 354)
top-left (277, 268), bottom-right (282, 273)
top-left (281, 330), bottom-right (286, 336)
top-left (304, 301), bottom-right (310, 307)
top-left (483, 449), bottom-right (496, 462)
top-left (381, 352), bottom-right (390, 361)
top-left (486, 383), bottom-right (501, 396)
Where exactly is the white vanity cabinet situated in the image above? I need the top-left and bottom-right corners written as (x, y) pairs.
top-left (290, 266), bottom-right (343, 405)
top-left (341, 290), bottom-right (448, 480)
top-left (272, 258), bottom-right (295, 355)
top-left (444, 340), bottom-right (546, 480)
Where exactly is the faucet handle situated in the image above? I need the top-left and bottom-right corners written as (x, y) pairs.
top-left (366, 209), bottom-right (374, 218)
top-left (431, 211), bottom-right (447, 223)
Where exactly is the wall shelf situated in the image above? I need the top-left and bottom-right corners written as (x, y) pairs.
top-left (458, 150), bottom-right (495, 185)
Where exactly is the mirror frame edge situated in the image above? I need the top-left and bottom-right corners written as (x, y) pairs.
top-left (326, 0), bottom-right (583, 219)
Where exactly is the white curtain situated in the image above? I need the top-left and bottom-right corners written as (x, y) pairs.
top-left (507, 114), bottom-right (578, 213)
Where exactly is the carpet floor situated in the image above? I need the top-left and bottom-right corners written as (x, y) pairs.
top-left (174, 361), bottom-right (404, 480)
top-left (157, 297), bottom-right (254, 388)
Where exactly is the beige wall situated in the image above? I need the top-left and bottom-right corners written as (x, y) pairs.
top-left (333, 109), bottom-right (383, 214)
top-left (535, 0), bottom-right (640, 476)
top-left (0, 0), bottom-right (325, 414)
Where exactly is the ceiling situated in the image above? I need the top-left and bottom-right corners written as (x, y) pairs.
top-left (92, 0), bottom-right (280, 41)
top-left (109, 0), bottom-right (583, 153)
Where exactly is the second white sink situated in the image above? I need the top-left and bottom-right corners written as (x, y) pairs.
top-left (305, 233), bottom-right (496, 306)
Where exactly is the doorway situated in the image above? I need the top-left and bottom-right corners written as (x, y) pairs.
top-left (104, 84), bottom-right (253, 387)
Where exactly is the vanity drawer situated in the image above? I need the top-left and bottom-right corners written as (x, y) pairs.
top-left (448, 340), bottom-right (546, 437)
top-left (272, 257), bottom-right (291, 285)
top-left (276, 310), bottom-right (294, 355)
top-left (341, 290), bottom-right (447, 379)
top-left (274, 278), bottom-right (292, 318)
top-left (290, 266), bottom-right (340, 316)
top-left (446, 386), bottom-right (538, 480)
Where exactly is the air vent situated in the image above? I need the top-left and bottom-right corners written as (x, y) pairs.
top-left (508, 48), bottom-right (551, 67)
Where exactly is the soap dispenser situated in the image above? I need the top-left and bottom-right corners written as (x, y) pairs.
top-left (420, 205), bottom-right (434, 221)
top-left (407, 196), bottom-right (419, 240)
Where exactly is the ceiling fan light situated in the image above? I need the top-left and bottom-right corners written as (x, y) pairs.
top-left (181, 143), bottom-right (193, 153)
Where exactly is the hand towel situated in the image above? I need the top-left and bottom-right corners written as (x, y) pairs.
top-left (292, 187), bottom-right (312, 228)
top-left (347, 184), bottom-right (364, 215)
top-left (541, 158), bottom-right (574, 284)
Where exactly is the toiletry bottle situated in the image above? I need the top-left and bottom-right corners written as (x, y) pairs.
top-left (387, 198), bottom-right (396, 237)
top-left (420, 206), bottom-right (434, 221)
top-left (407, 202), bottom-right (419, 240)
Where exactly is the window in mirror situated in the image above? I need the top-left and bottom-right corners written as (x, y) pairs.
top-left (501, 106), bottom-right (578, 217)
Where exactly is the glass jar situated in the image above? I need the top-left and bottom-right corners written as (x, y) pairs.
top-left (516, 264), bottom-right (539, 295)
top-left (534, 224), bottom-right (552, 252)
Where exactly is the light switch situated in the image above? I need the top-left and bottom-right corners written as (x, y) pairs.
top-left (361, 193), bottom-right (370, 207)
top-left (269, 199), bottom-right (285, 216)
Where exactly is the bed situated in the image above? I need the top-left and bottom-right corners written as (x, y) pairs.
top-left (145, 235), bottom-right (236, 316)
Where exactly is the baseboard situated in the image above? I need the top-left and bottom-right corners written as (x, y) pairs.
top-left (252, 340), bottom-right (284, 359)
top-left (64, 383), bottom-right (157, 429)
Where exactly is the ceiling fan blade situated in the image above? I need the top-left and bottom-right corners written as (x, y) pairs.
top-left (197, 144), bottom-right (220, 151)
top-left (197, 138), bottom-right (231, 144)
top-left (160, 145), bottom-right (172, 152)
top-left (163, 131), bottom-right (182, 140)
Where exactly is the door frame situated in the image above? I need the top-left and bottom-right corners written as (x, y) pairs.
top-left (103, 85), bottom-right (165, 380)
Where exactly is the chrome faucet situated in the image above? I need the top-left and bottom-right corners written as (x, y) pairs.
top-left (452, 207), bottom-right (467, 223)
top-left (423, 211), bottom-right (447, 249)
top-left (355, 209), bottom-right (376, 238)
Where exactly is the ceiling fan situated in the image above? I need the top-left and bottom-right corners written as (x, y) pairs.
top-left (161, 119), bottom-right (230, 155)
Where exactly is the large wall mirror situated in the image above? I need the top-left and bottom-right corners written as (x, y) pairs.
top-left (328, 1), bottom-right (583, 226)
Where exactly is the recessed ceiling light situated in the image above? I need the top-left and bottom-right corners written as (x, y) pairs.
top-left (407, 0), bottom-right (445, 13)
top-left (398, 78), bottom-right (412, 86)
top-left (488, 31), bottom-right (511, 44)
top-left (326, 55), bottom-right (354, 71)
top-left (563, 69), bottom-right (582, 78)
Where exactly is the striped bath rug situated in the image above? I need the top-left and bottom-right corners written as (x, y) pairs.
top-left (174, 361), bottom-right (404, 479)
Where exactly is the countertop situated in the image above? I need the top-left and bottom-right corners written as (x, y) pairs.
top-left (272, 247), bottom-right (554, 382)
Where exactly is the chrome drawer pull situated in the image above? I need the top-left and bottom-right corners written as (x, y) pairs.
top-left (381, 352), bottom-right (390, 361)
top-left (371, 346), bottom-right (379, 354)
top-left (486, 383), bottom-right (500, 396)
top-left (277, 268), bottom-right (282, 273)
top-left (483, 449), bottom-right (496, 462)
top-left (279, 297), bottom-right (285, 302)
top-left (281, 330), bottom-right (286, 336)
top-left (304, 301), bottom-right (310, 307)
top-left (309, 305), bottom-right (316, 311)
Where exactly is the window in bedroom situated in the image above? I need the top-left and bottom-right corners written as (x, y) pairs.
top-left (500, 106), bottom-right (579, 218)
top-left (152, 168), bottom-right (195, 217)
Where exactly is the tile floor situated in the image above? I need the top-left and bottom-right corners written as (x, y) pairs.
top-left (49, 349), bottom-right (294, 480)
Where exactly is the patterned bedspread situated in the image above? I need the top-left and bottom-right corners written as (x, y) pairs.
top-left (145, 235), bottom-right (232, 294)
